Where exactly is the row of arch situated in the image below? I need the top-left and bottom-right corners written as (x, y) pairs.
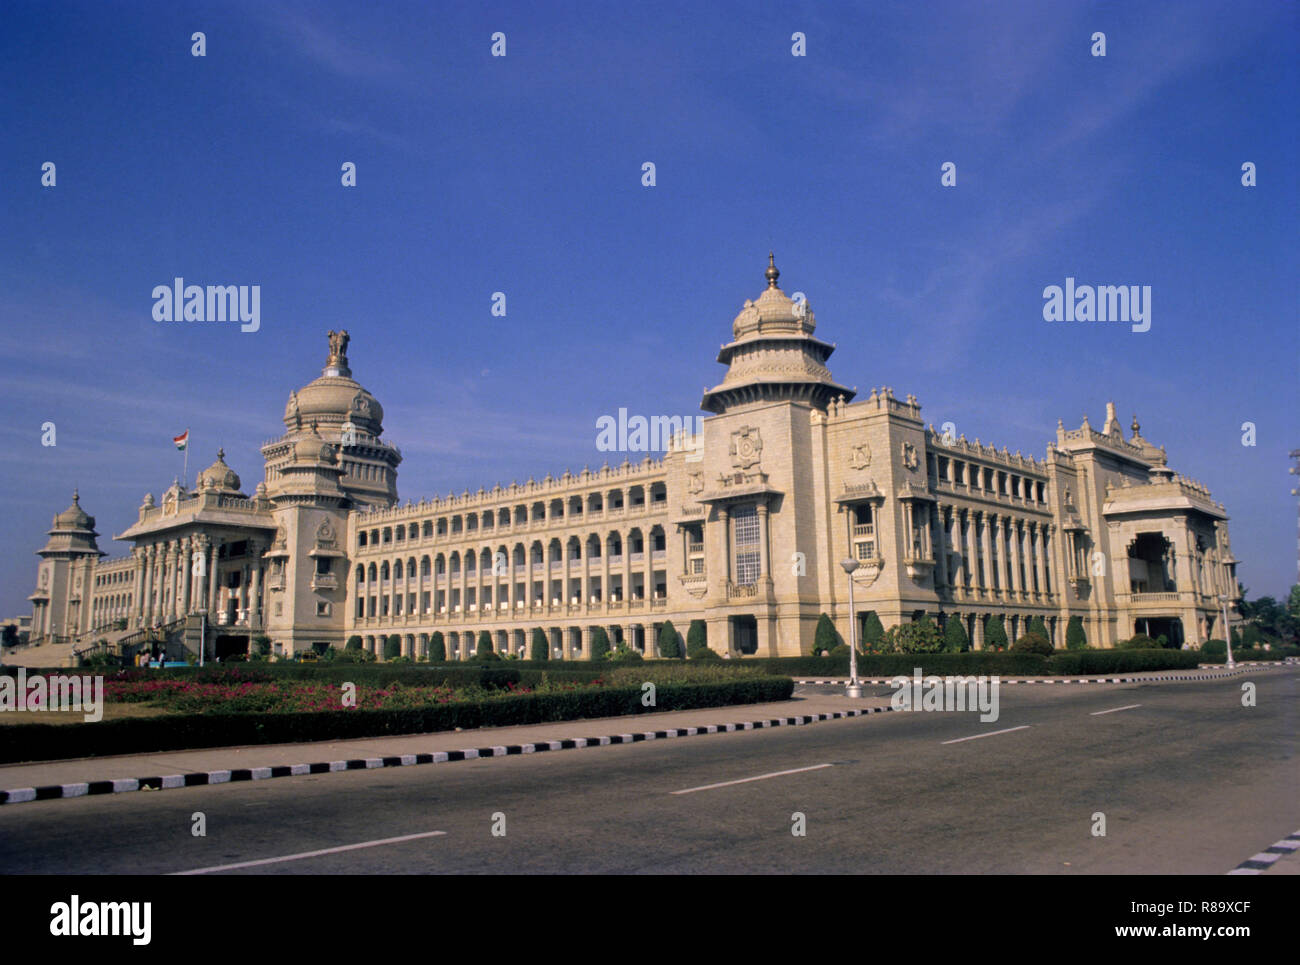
top-left (356, 624), bottom-right (659, 660)
top-left (356, 483), bottom-right (670, 548)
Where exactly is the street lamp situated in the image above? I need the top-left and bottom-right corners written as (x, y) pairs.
top-left (840, 559), bottom-right (863, 698)
top-left (1218, 593), bottom-right (1235, 669)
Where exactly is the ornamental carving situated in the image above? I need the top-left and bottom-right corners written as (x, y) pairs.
top-left (730, 426), bottom-right (763, 469)
top-left (849, 443), bottom-right (871, 471)
top-left (902, 441), bottom-right (919, 472)
top-left (687, 471), bottom-right (704, 494)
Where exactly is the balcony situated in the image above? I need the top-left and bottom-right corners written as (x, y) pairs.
top-left (726, 582), bottom-right (757, 600)
top-left (310, 572), bottom-right (338, 591)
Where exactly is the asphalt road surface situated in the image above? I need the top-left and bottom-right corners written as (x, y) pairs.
top-left (1, 670), bottom-right (1295, 874)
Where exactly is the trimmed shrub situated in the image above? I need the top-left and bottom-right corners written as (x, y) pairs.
top-left (530, 628), bottom-right (549, 662)
top-left (658, 620), bottom-right (682, 659)
top-left (1065, 616), bottom-right (1087, 650)
top-left (881, 617), bottom-right (943, 654)
top-left (590, 626), bottom-right (611, 661)
top-left (0, 677), bottom-right (797, 764)
top-left (827, 644), bottom-right (851, 660)
top-left (345, 635), bottom-right (363, 651)
top-left (1200, 639), bottom-right (1227, 657)
top-left (983, 616), bottom-right (1007, 651)
top-left (384, 635), bottom-right (401, 660)
top-left (330, 646), bottom-right (376, 664)
top-left (253, 635), bottom-right (272, 656)
top-left (862, 612), bottom-right (885, 650)
top-left (689, 647), bottom-right (722, 660)
top-left (1012, 632), bottom-right (1053, 656)
top-left (476, 631), bottom-right (493, 658)
top-left (942, 617), bottom-right (969, 653)
top-left (1120, 633), bottom-right (1158, 650)
top-left (1027, 616), bottom-right (1048, 639)
top-left (428, 632), bottom-right (446, 663)
top-left (687, 620), bottom-right (707, 652)
top-left (610, 643), bottom-right (643, 663)
top-left (813, 613), bottom-right (840, 656)
top-left (1047, 649), bottom-right (1200, 674)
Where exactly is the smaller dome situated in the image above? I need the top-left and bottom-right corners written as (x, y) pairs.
top-left (199, 449), bottom-right (242, 493)
top-left (53, 489), bottom-right (94, 531)
top-left (292, 423), bottom-right (337, 465)
top-left (731, 254), bottom-right (816, 340)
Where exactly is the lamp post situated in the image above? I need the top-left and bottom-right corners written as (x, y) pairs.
top-left (840, 559), bottom-right (862, 698)
top-left (1218, 593), bottom-right (1235, 669)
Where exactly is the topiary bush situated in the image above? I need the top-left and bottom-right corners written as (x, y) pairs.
top-left (687, 620), bottom-right (707, 653)
top-left (1028, 616), bottom-right (1049, 639)
top-left (1012, 632), bottom-right (1053, 656)
top-left (383, 635), bottom-right (401, 660)
top-left (1200, 639), bottom-right (1227, 657)
top-left (610, 643), bottom-right (643, 663)
top-left (689, 647), bottom-right (722, 660)
top-left (530, 628), bottom-right (549, 662)
top-left (589, 626), bottom-right (611, 661)
top-left (346, 635), bottom-right (363, 651)
top-left (1120, 633), bottom-right (1158, 650)
top-left (942, 617), bottom-right (969, 653)
top-left (476, 631), bottom-right (493, 658)
top-left (658, 620), bottom-right (682, 659)
top-left (428, 632), bottom-right (446, 663)
top-left (1065, 616), bottom-right (1087, 650)
top-left (862, 612), bottom-right (885, 651)
top-left (813, 613), bottom-right (840, 655)
top-left (983, 616), bottom-right (1008, 651)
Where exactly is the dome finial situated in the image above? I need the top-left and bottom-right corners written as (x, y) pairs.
top-left (1131, 413), bottom-right (1141, 436)
top-left (216, 447), bottom-right (225, 461)
top-left (72, 488), bottom-right (79, 504)
top-left (766, 251), bottom-right (779, 289)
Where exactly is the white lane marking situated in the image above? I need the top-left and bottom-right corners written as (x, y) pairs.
top-left (941, 725), bottom-right (1031, 745)
top-left (1090, 703), bottom-right (1143, 716)
top-left (670, 763), bottom-right (834, 795)
top-left (170, 830), bottom-right (448, 875)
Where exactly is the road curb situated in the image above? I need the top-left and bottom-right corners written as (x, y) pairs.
top-left (795, 663), bottom-right (1290, 686)
top-left (0, 706), bottom-right (901, 807)
top-left (1228, 829), bottom-right (1300, 874)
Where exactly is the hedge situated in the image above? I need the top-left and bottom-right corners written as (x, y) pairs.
top-left (1045, 649), bottom-right (1201, 674)
top-left (1199, 648), bottom-right (1298, 664)
top-left (744, 649), bottom-right (1209, 677)
top-left (0, 676), bottom-right (795, 764)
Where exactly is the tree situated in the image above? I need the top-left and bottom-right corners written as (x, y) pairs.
top-left (2, 625), bottom-right (19, 648)
top-left (942, 616), bottom-right (969, 652)
top-left (345, 635), bottom-right (363, 651)
top-left (383, 635), bottom-right (401, 660)
top-left (658, 620), bottom-right (682, 659)
top-left (813, 613), bottom-right (839, 655)
top-left (1012, 633), bottom-right (1053, 656)
top-left (862, 612), bottom-right (885, 651)
top-left (589, 626), bottom-right (611, 660)
top-left (429, 631), bottom-right (446, 663)
top-left (1027, 615), bottom-right (1048, 640)
top-left (686, 620), bottom-right (707, 653)
top-left (530, 628), bottom-right (549, 662)
top-left (1065, 616), bottom-right (1086, 650)
top-left (983, 616), bottom-right (1007, 651)
top-left (880, 618), bottom-right (944, 654)
top-left (476, 630), bottom-right (493, 658)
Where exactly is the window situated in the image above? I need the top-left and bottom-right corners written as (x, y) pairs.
top-left (316, 601), bottom-right (331, 617)
top-left (733, 504), bottom-right (760, 586)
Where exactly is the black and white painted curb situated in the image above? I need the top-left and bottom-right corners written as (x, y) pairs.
top-left (795, 663), bottom-right (1292, 687)
top-left (1228, 829), bottom-right (1300, 874)
top-left (0, 707), bottom-right (901, 807)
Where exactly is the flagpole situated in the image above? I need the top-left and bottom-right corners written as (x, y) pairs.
top-left (183, 428), bottom-right (189, 487)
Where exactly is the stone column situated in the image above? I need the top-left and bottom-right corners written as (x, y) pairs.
top-left (1009, 519), bottom-right (1024, 597)
top-left (718, 507), bottom-right (731, 587)
top-left (623, 528), bottom-right (633, 603)
top-left (208, 542), bottom-right (219, 619)
top-left (131, 548), bottom-right (145, 628)
top-left (982, 517), bottom-right (993, 593)
top-left (142, 545), bottom-right (155, 625)
top-left (756, 504), bottom-right (771, 586)
top-left (950, 510), bottom-right (966, 592)
top-left (1032, 524), bottom-right (1046, 598)
top-left (248, 541), bottom-right (261, 630)
top-left (602, 536), bottom-right (611, 608)
top-left (934, 505), bottom-right (950, 588)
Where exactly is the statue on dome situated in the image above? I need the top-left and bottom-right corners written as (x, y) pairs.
top-left (327, 329), bottom-right (350, 365)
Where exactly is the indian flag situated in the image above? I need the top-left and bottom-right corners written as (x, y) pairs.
top-left (173, 430), bottom-right (189, 451)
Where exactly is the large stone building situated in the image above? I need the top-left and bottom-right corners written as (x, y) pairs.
top-left (27, 258), bottom-right (1242, 660)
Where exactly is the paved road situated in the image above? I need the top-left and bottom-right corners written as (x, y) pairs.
top-left (1, 670), bottom-right (1295, 874)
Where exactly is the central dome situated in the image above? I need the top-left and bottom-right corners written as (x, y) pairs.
top-left (284, 331), bottom-right (384, 435)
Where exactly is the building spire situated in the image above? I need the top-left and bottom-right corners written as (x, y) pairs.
top-left (766, 251), bottom-right (779, 289)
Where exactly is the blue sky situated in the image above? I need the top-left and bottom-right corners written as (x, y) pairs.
top-left (1, 0), bottom-right (1296, 619)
